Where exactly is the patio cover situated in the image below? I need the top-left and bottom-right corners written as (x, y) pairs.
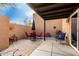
top-left (28, 3), bottom-right (79, 20)
top-left (28, 3), bottom-right (79, 41)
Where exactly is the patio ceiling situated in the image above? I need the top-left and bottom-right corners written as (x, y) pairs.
top-left (28, 3), bottom-right (79, 20)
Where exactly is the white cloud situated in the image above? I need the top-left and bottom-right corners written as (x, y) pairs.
top-left (10, 20), bottom-right (25, 25)
top-left (25, 9), bottom-right (35, 17)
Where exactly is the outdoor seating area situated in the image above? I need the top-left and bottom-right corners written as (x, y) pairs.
top-left (25, 32), bottom-right (52, 38)
top-left (9, 30), bottom-right (53, 44)
top-left (25, 32), bottom-right (42, 38)
top-left (0, 3), bottom-right (79, 56)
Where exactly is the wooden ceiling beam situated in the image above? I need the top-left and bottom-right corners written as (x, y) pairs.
top-left (28, 3), bottom-right (79, 20)
top-left (35, 4), bottom-right (64, 11)
top-left (44, 15), bottom-right (69, 20)
top-left (36, 4), bottom-right (78, 12)
top-left (42, 12), bottom-right (72, 18)
top-left (34, 3), bottom-right (55, 8)
top-left (40, 7), bottom-right (76, 16)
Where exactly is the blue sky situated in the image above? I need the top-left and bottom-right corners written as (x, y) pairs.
top-left (0, 3), bottom-right (35, 25)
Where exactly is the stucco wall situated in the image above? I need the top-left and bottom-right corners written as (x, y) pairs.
top-left (34, 13), bottom-right (62, 36)
top-left (46, 19), bottom-right (62, 36)
top-left (0, 16), bottom-right (9, 50)
top-left (34, 13), bottom-right (71, 45)
top-left (62, 18), bottom-right (71, 45)
top-left (34, 13), bottom-right (44, 33)
top-left (9, 23), bottom-right (32, 39)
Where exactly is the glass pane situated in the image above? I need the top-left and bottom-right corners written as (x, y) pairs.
top-left (71, 13), bottom-right (77, 48)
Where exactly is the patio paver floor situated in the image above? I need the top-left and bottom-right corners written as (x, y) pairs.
top-left (0, 37), bottom-right (79, 56)
top-left (30, 37), bottom-right (79, 56)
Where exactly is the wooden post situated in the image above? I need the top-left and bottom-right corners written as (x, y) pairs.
top-left (44, 20), bottom-right (46, 41)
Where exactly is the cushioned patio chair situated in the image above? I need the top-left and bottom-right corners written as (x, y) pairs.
top-left (30, 31), bottom-right (36, 41)
top-left (9, 35), bottom-right (18, 44)
top-left (36, 32), bottom-right (42, 37)
top-left (56, 31), bottom-right (65, 42)
top-left (25, 32), bottom-right (31, 38)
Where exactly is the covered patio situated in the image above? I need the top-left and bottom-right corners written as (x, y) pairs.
top-left (28, 3), bottom-right (79, 41)
top-left (0, 3), bottom-right (79, 56)
top-left (28, 3), bottom-right (79, 55)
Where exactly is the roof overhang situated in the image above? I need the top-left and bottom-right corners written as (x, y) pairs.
top-left (28, 3), bottom-right (79, 20)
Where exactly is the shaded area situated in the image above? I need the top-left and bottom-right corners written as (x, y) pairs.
top-left (28, 3), bottom-right (79, 20)
top-left (30, 37), bottom-right (79, 56)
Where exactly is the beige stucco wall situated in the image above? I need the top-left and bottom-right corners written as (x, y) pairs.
top-left (9, 23), bottom-right (32, 39)
top-left (62, 18), bottom-right (71, 45)
top-left (46, 19), bottom-right (62, 36)
top-left (34, 13), bottom-right (62, 36)
top-left (0, 16), bottom-right (32, 50)
top-left (0, 16), bottom-right (9, 50)
top-left (34, 13), bottom-right (71, 44)
top-left (34, 13), bottom-right (44, 33)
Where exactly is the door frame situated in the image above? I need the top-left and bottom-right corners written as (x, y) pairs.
top-left (69, 8), bottom-right (79, 53)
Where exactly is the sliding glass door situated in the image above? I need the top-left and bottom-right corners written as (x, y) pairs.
top-left (71, 13), bottom-right (77, 48)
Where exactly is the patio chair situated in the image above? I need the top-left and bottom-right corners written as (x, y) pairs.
top-left (59, 33), bottom-right (65, 40)
top-left (30, 31), bottom-right (36, 41)
top-left (9, 35), bottom-right (18, 44)
top-left (56, 31), bottom-right (65, 42)
top-left (46, 33), bottom-right (51, 37)
top-left (25, 32), bottom-right (31, 38)
top-left (36, 32), bottom-right (42, 39)
top-left (59, 32), bottom-right (66, 44)
top-left (36, 32), bottom-right (42, 37)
